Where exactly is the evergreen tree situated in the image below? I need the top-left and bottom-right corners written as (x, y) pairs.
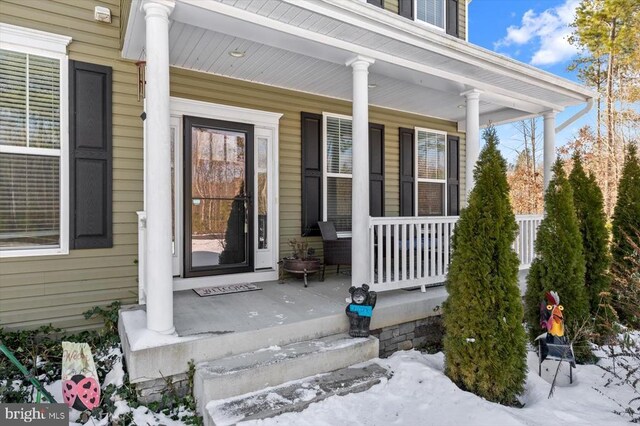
top-left (443, 126), bottom-right (527, 405)
top-left (524, 160), bottom-right (589, 349)
top-left (611, 144), bottom-right (640, 326)
top-left (568, 153), bottom-right (611, 314)
top-left (611, 144), bottom-right (640, 267)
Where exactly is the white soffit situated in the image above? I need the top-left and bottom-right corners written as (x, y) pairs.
top-left (123, 0), bottom-right (596, 125)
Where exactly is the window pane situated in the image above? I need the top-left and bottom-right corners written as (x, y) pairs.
top-left (417, 130), bottom-right (446, 179)
top-left (257, 137), bottom-right (268, 249)
top-left (0, 49), bottom-right (27, 147)
top-left (29, 54), bottom-right (60, 149)
top-left (327, 176), bottom-right (352, 232)
top-left (418, 182), bottom-right (444, 216)
top-left (417, 0), bottom-right (444, 29)
top-left (0, 153), bottom-right (60, 248)
top-left (326, 116), bottom-right (352, 174)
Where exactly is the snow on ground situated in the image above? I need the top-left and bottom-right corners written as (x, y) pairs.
top-left (243, 350), bottom-right (633, 426)
top-left (29, 333), bottom-right (634, 425)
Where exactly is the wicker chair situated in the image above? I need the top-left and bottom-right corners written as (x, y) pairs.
top-left (318, 221), bottom-right (352, 281)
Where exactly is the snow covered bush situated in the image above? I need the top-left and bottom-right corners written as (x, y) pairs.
top-left (443, 126), bottom-right (527, 405)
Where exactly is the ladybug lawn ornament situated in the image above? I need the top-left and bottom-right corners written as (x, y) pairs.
top-left (63, 374), bottom-right (100, 411)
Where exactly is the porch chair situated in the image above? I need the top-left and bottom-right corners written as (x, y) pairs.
top-left (318, 221), bottom-right (352, 281)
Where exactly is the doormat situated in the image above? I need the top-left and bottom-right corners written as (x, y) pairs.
top-left (193, 283), bottom-right (262, 297)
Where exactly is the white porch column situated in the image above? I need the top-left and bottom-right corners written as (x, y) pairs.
top-left (347, 55), bottom-right (374, 287)
top-left (462, 89), bottom-right (482, 201)
top-left (543, 111), bottom-right (557, 190)
top-left (143, 0), bottom-right (175, 334)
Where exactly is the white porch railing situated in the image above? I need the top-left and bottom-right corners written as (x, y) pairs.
top-left (368, 214), bottom-right (543, 292)
top-left (513, 214), bottom-right (543, 269)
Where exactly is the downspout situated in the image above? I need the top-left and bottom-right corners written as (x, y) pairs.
top-left (465, 0), bottom-right (471, 42)
top-left (555, 98), bottom-right (594, 134)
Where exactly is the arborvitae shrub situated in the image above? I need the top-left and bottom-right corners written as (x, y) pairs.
top-left (611, 144), bottom-right (640, 326)
top-left (525, 159), bottom-right (590, 360)
top-left (568, 153), bottom-right (611, 315)
top-left (443, 126), bottom-right (527, 405)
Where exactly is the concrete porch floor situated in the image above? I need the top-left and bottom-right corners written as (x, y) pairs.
top-left (174, 272), bottom-right (369, 337)
top-left (120, 270), bottom-right (528, 384)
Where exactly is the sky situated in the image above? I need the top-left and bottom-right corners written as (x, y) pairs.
top-left (467, 0), bottom-right (593, 163)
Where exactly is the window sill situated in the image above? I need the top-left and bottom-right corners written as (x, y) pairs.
top-left (413, 19), bottom-right (446, 33)
top-left (0, 247), bottom-right (69, 259)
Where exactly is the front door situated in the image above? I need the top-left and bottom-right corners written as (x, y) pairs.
top-left (183, 116), bottom-right (254, 277)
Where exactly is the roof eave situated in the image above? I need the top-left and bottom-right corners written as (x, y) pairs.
top-left (303, 0), bottom-right (598, 103)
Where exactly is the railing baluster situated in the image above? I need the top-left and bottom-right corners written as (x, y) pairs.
top-left (416, 223), bottom-right (422, 280)
top-left (409, 223), bottom-right (415, 280)
top-left (370, 225), bottom-right (374, 284)
top-left (386, 223), bottom-right (392, 283)
top-left (401, 224), bottom-right (407, 281)
top-left (393, 223), bottom-right (399, 282)
top-left (430, 222), bottom-right (436, 278)
top-left (377, 223), bottom-right (383, 285)
top-left (437, 221), bottom-right (443, 277)
top-left (443, 221), bottom-right (450, 274)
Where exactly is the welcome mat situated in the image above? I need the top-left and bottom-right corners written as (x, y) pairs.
top-left (193, 283), bottom-right (262, 297)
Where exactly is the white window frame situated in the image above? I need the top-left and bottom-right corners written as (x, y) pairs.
top-left (322, 112), bottom-right (353, 238)
top-left (0, 24), bottom-right (71, 258)
top-left (414, 127), bottom-right (448, 217)
top-left (414, 0), bottom-right (447, 32)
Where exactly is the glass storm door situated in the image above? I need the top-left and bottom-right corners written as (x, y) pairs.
top-left (183, 116), bottom-right (254, 277)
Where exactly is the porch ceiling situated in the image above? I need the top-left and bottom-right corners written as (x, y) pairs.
top-left (123, 0), bottom-right (597, 128)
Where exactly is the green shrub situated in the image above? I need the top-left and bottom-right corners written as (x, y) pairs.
top-left (611, 144), bottom-right (640, 327)
top-left (568, 153), bottom-right (611, 315)
top-left (443, 126), bottom-right (527, 405)
top-left (525, 159), bottom-right (591, 361)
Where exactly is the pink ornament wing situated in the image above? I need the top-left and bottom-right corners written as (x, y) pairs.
top-left (76, 377), bottom-right (101, 410)
top-left (62, 380), bottom-right (78, 408)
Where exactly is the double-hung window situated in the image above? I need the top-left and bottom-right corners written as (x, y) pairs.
top-left (0, 24), bottom-right (71, 257)
top-left (323, 113), bottom-right (353, 233)
top-left (416, 0), bottom-right (446, 30)
top-left (416, 128), bottom-right (446, 216)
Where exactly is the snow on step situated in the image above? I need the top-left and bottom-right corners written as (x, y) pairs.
top-left (194, 334), bottom-right (378, 415)
top-left (206, 363), bottom-right (391, 426)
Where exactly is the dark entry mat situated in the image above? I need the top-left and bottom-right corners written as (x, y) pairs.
top-left (193, 283), bottom-right (262, 297)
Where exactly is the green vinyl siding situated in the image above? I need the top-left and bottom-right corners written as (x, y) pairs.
top-left (384, 0), bottom-right (399, 14)
top-left (459, 0), bottom-right (467, 40)
top-left (0, 0), bottom-right (142, 331)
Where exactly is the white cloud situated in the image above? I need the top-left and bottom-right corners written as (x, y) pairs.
top-left (494, 0), bottom-right (580, 66)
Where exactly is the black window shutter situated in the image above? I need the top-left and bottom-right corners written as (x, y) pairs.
top-left (369, 123), bottom-right (385, 217)
top-left (398, 0), bottom-right (414, 19)
top-left (399, 127), bottom-right (415, 216)
top-left (69, 60), bottom-right (113, 249)
top-left (367, 0), bottom-right (384, 8)
top-left (301, 112), bottom-right (323, 236)
top-left (447, 135), bottom-right (460, 215)
top-left (446, 0), bottom-right (459, 37)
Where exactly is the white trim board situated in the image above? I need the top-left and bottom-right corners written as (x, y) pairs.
top-left (170, 97), bottom-right (283, 128)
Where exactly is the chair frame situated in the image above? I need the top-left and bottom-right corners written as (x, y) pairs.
top-left (317, 221), bottom-right (352, 281)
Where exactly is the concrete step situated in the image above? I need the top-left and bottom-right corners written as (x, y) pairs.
top-left (194, 334), bottom-right (378, 416)
top-left (205, 363), bottom-right (390, 426)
